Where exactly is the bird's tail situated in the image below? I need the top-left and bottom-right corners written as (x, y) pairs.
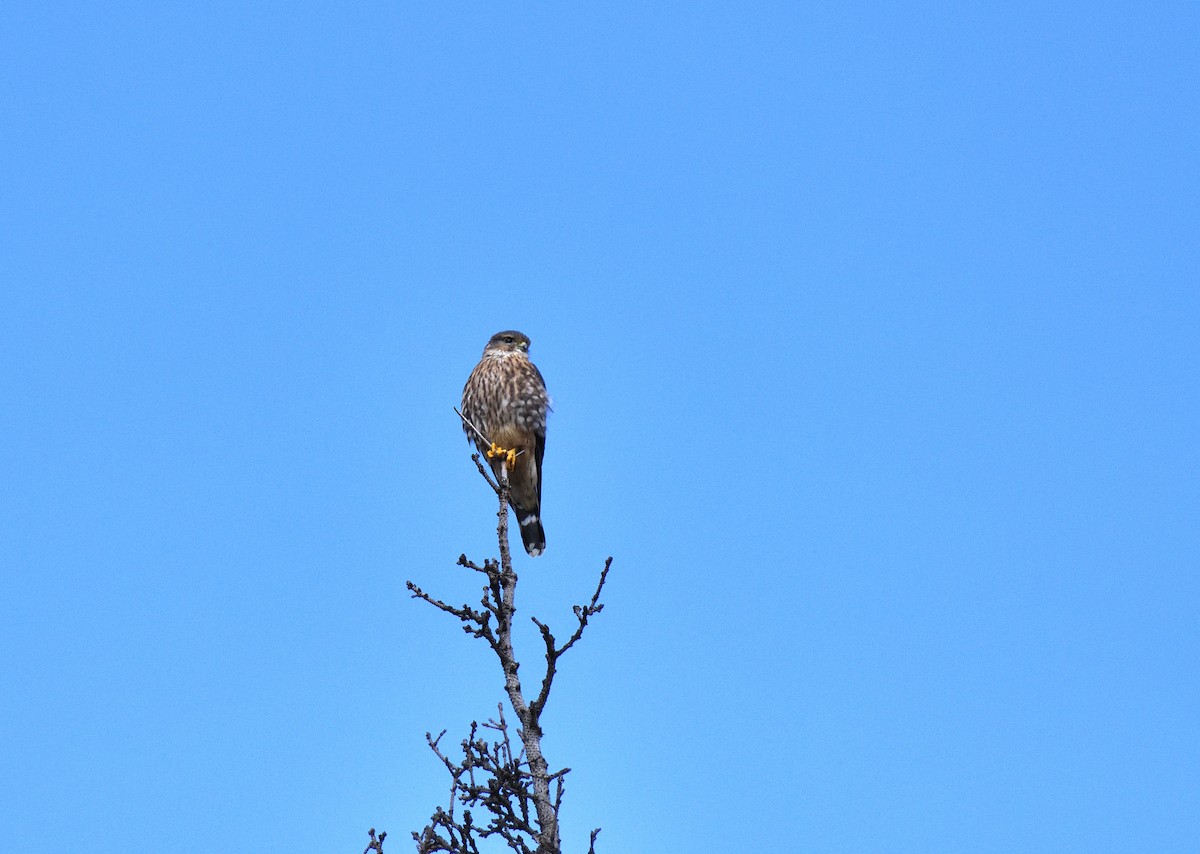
top-left (514, 505), bottom-right (546, 557)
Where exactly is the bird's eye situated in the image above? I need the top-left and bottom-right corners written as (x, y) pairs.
top-left (503, 336), bottom-right (514, 344)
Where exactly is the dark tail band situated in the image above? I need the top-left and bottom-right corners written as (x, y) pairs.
top-left (516, 510), bottom-right (546, 557)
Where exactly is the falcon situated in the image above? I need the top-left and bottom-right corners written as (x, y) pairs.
top-left (461, 330), bottom-right (550, 556)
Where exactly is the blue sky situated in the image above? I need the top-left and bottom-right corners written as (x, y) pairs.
top-left (2, 2), bottom-right (1197, 852)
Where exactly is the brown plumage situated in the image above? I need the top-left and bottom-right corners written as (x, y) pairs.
top-left (461, 330), bottom-right (550, 556)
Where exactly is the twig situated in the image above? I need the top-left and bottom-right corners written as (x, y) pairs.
top-left (470, 453), bottom-right (499, 492)
top-left (454, 407), bottom-right (528, 462)
top-left (453, 406), bottom-right (490, 448)
top-left (363, 827), bottom-right (386, 854)
top-left (530, 557), bottom-right (612, 721)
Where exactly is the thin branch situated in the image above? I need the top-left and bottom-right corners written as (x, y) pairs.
top-left (453, 410), bottom-right (526, 496)
top-left (453, 406), bottom-right (491, 449)
top-left (471, 453), bottom-right (499, 493)
top-left (529, 557), bottom-right (613, 722)
top-left (364, 828), bottom-right (387, 854)
top-left (405, 581), bottom-right (496, 646)
top-left (559, 557), bottom-right (612, 658)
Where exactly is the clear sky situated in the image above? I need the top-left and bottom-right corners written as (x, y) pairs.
top-left (2, 3), bottom-right (1197, 852)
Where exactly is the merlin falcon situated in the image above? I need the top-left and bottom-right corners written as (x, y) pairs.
top-left (461, 330), bottom-right (550, 556)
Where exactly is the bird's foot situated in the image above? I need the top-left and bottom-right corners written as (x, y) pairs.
top-left (486, 443), bottom-right (519, 467)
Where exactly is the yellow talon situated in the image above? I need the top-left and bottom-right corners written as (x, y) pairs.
top-left (486, 443), bottom-right (520, 467)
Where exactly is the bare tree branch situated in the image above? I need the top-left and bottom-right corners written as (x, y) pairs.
top-left (530, 558), bottom-right (612, 721)
top-left (364, 828), bottom-right (387, 854)
top-left (400, 456), bottom-right (611, 853)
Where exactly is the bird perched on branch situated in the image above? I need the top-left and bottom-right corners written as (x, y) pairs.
top-left (461, 330), bottom-right (550, 556)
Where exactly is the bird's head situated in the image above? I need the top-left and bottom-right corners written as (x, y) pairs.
top-left (483, 330), bottom-right (531, 355)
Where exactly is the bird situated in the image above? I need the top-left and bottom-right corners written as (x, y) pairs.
top-left (461, 330), bottom-right (550, 556)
